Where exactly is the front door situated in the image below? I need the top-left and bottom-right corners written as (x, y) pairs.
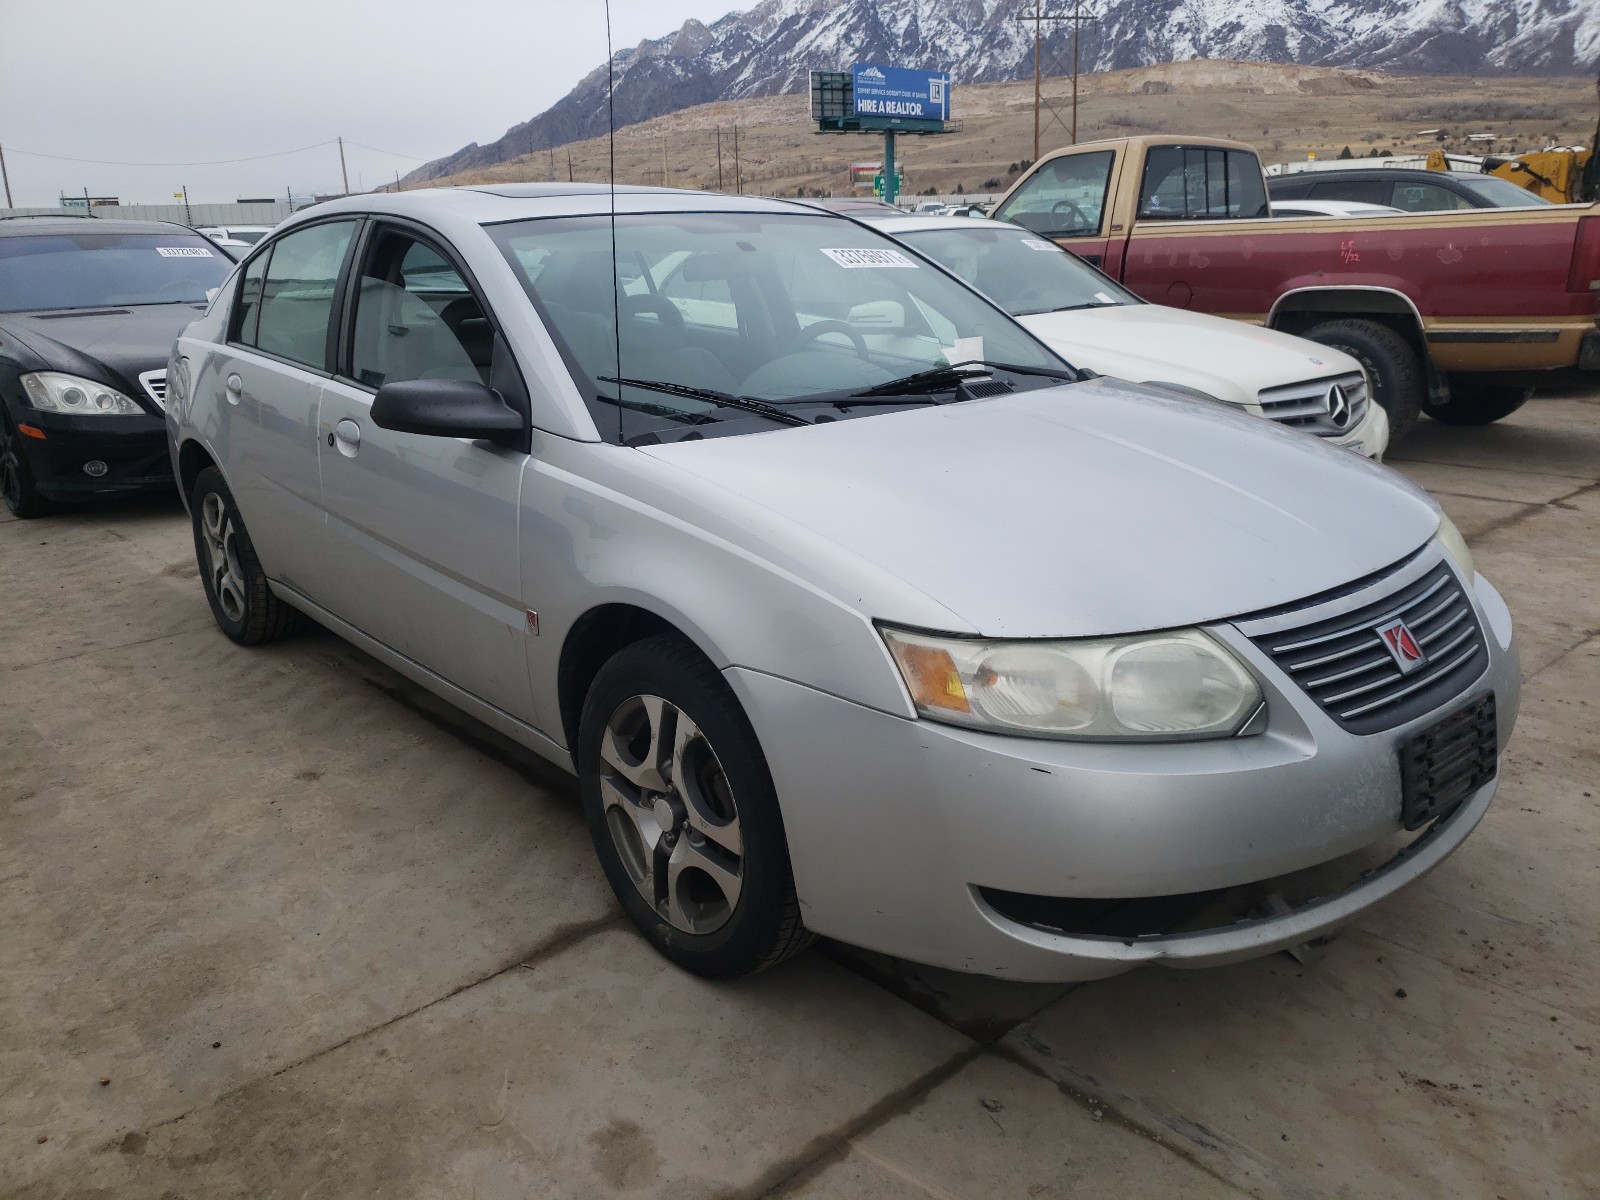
top-left (991, 149), bottom-right (1117, 269)
top-left (316, 224), bottom-right (535, 724)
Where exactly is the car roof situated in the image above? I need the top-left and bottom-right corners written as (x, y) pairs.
top-left (288, 183), bottom-right (810, 231)
top-left (0, 215), bottom-right (204, 237)
top-left (841, 212), bottom-right (1022, 234)
top-left (1272, 168), bottom-right (1468, 185)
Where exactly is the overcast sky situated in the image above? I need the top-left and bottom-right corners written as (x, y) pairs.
top-left (0, 0), bottom-right (747, 207)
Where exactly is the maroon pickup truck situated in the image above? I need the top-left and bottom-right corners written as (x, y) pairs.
top-left (994, 135), bottom-right (1600, 438)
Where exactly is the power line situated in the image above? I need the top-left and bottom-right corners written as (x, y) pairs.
top-left (1, 140), bottom-right (339, 167)
top-left (339, 140), bottom-right (431, 161)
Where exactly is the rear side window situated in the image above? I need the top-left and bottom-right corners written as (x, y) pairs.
top-left (1309, 179), bottom-right (1390, 206)
top-left (993, 151), bottom-right (1115, 238)
top-left (1138, 147), bottom-right (1269, 219)
top-left (241, 220), bottom-right (356, 370)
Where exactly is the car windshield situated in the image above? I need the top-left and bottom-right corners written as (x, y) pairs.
top-left (0, 231), bottom-right (233, 312)
top-left (895, 223), bottom-right (1139, 317)
top-left (490, 211), bottom-right (1070, 442)
top-left (1455, 175), bottom-right (1552, 206)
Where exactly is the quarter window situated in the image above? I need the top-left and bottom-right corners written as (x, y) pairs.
top-left (993, 151), bottom-right (1115, 238)
top-left (350, 232), bottom-right (492, 389)
top-left (1138, 147), bottom-right (1269, 220)
top-left (245, 220), bottom-right (356, 370)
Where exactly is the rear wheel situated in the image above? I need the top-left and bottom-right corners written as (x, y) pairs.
top-left (1301, 318), bottom-right (1425, 443)
top-left (0, 414), bottom-right (57, 519)
top-left (1425, 379), bottom-right (1532, 426)
top-left (190, 466), bottom-right (304, 645)
top-left (578, 635), bottom-right (812, 978)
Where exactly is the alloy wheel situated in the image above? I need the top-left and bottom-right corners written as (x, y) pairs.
top-left (200, 492), bottom-right (248, 623)
top-left (598, 694), bottom-right (743, 935)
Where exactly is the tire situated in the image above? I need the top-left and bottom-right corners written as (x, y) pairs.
top-left (190, 466), bottom-right (303, 645)
top-left (1302, 318), bottom-right (1425, 443)
top-left (1425, 379), bottom-right (1532, 426)
top-left (577, 635), bottom-right (813, 978)
top-left (0, 412), bottom-right (58, 519)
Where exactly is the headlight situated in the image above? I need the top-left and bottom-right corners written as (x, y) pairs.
top-left (880, 626), bottom-right (1263, 741)
top-left (1436, 513), bottom-right (1474, 579)
top-left (20, 371), bottom-right (144, 416)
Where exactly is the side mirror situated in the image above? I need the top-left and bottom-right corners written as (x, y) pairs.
top-left (370, 378), bottom-right (524, 447)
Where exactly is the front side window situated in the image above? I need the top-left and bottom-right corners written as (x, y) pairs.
top-left (0, 231), bottom-right (232, 313)
top-left (1309, 179), bottom-right (1389, 207)
top-left (896, 225), bottom-right (1139, 316)
top-left (1454, 176), bottom-right (1551, 207)
top-left (248, 220), bottom-right (356, 370)
top-left (350, 232), bottom-right (490, 389)
top-left (490, 211), bottom-right (1069, 443)
top-left (1138, 147), bottom-right (1269, 220)
top-left (992, 151), bottom-right (1114, 238)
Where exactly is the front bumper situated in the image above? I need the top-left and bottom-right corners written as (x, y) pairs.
top-left (4, 405), bottom-right (173, 500)
top-left (729, 565), bottom-right (1518, 982)
top-left (1330, 396), bottom-right (1389, 460)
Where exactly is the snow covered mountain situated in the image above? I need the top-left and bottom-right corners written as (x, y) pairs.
top-left (402, 0), bottom-right (1599, 183)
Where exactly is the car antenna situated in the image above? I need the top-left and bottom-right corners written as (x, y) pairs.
top-left (605, 0), bottom-right (622, 443)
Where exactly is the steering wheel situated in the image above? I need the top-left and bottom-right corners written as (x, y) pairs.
top-left (1050, 199), bottom-right (1090, 231)
top-left (619, 293), bottom-right (685, 333)
top-left (794, 319), bottom-right (871, 360)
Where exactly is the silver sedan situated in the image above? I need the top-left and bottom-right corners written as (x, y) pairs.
top-left (166, 184), bottom-right (1519, 980)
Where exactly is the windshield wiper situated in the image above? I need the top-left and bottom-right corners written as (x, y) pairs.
top-left (593, 393), bottom-right (718, 425)
top-left (847, 359), bottom-right (1079, 398)
top-left (598, 376), bottom-right (811, 428)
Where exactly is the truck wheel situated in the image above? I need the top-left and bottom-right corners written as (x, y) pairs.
top-left (1425, 380), bottom-right (1532, 426)
top-left (1302, 319), bottom-right (1424, 443)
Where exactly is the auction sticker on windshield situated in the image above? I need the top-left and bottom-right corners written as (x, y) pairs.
top-left (821, 248), bottom-right (919, 269)
top-left (156, 247), bottom-right (215, 258)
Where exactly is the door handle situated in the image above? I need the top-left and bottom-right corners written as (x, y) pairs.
top-left (225, 373), bottom-right (243, 405)
top-left (331, 418), bottom-right (361, 458)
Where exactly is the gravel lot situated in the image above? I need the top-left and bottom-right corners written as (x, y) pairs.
top-left (3, 392), bottom-right (1598, 1199)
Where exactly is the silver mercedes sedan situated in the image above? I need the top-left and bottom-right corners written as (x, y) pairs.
top-left (165, 184), bottom-right (1518, 981)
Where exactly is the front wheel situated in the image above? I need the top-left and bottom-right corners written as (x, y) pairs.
top-left (1426, 380), bottom-right (1532, 426)
top-left (1, 414), bottom-right (57, 519)
top-left (190, 466), bottom-right (304, 645)
top-left (1301, 318), bottom-right (1425, 443)
top-left (578, 635), bottom-right (812, 978)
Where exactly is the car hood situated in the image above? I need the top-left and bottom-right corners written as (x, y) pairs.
top-left (1017, 304), bottom-right (1360, 407)
top-left (639, 377), bottom-right (1438, 639)
top-left (3, 303), bottom-right (206, 406)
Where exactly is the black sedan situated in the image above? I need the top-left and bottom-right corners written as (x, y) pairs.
top-left (0, 216), bottom-right (234, 517)
top-left (1266, 167), bottom-right (1549, 213)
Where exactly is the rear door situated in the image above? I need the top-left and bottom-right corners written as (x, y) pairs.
top-left (316, 221), bottom-right (536, 723)
top-left (206, 218), bottom-right (360, 591)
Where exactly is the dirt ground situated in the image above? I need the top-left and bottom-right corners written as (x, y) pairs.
top-left (2, 390), bottom-right (1598, 1198)
top-left (414, 60), bottom-right (1597, 200)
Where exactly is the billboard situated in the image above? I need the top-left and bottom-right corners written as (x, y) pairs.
top-left (851, 64), bottom-right (950, 124)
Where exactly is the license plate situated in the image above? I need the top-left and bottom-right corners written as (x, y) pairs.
top-left (1399, 694), bottom-right (1497, 831)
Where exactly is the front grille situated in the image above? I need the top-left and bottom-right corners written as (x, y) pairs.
top-left (1238, 555), bottom-right (1488, 735)
top-left (1401, 695), bottom-right (1497, 830)
top-left (137, 369), bottom-right (167, 410)
top-left (1258, 371), bottom-right (1368, 437)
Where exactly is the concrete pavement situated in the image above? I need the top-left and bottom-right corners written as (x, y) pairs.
top-left (3, 392), bottom-right (1597, 1198)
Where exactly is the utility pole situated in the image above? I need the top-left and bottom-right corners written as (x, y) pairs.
top-left (1016, 1), bottom-right (1092, 158)
top-left (0, 144), bottom-right (11, 208)
top-left (662, 133), bottom-right (669, 187)
top-left (548, 146), bottom-right (556, 182)
top-left (567, 149), bottom-right (574, 182)
top-left (733, 123), bottom-right (742, 194)
top-left (181, 184), bottom-right (191, 225)
top-left (716, 126), bottom-right (725, 192)
top-left (337, 136), bottom-right (350, 195)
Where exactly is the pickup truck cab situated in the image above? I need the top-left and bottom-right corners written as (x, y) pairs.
top-left (994, 135), bottom-right (1600, 438)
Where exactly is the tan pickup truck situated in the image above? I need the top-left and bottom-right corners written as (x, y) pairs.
top-left (993, 135), bottom-right (1600, 438)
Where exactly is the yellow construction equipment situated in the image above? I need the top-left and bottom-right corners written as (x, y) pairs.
top-left (1424, 75), bottom-right (1599, 204)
